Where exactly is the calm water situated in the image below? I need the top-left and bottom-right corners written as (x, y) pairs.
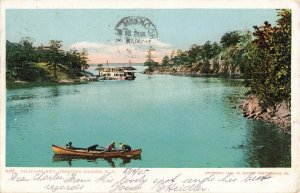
top-left (6, 67), bottom-right (290, 167)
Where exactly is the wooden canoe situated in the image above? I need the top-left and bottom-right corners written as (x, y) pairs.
top-left (52, 154), bottom-right (141, 162)
top-left (52, 144), bottom-right (142, 158)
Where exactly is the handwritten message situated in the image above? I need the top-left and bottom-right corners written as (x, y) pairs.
top-left (4, 168), bottom-right (287, 193)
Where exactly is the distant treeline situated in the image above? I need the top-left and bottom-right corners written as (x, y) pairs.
top-left (145, 9), bottom-right (291, 106)
top-left (6, 38), bottom-right (89, 82)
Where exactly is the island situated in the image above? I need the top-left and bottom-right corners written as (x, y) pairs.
top-left (6, 39), bottom-right (93, 86)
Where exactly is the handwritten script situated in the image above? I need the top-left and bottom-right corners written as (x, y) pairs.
top-left (5, 168), bottom-right (277, 192)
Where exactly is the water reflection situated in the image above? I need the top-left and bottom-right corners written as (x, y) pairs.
top-left (47, 86), bottom-right (60, 106)
top-left (49, 86), bottom-right (60, 97)
top-left (7, 86), bottom-right (80, 114)
top-left (47, 86), bottom-right (80, 98)
top-left (7, 86), bottom-right (80, 101)
top-left (52, 154), bottom-right (142, 167)
top-left (6, 102), bottom-right (35, 116)
top-left (244, 121), bottom-right (291, 167)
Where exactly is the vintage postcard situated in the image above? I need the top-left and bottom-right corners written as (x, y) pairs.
top-left (0, 0), bottom-right (300, 192)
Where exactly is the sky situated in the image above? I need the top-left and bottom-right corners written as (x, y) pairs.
top-left (6, 9), bottom-right (278, 64)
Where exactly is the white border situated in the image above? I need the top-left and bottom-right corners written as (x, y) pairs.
top-left (1, 0), bottom-right (299, 193)
top-left (0, 0), bottom-right (298, 9)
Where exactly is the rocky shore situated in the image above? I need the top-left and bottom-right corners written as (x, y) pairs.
top-left (240, 95), bottom-right (291, 134)
top-left (144, 63), bottom-right (240, 77)
top-left (6, 74), bottom-right (97, 89)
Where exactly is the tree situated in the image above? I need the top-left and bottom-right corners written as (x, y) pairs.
top-left (80, 49), bottom-right (89, 70)
top-left (6, 38), bottom-right (37, 81)
top-left (64, 49), bottom-right (79, 74)
top-left (245, 9), bottom-right (291, 106)
top-left (211, 42), bottom-right (221, 59)
top-left (144, 46), bottom-right (158, 67)
top-left (220, 31), bottom-right (252, 74)
top-left (36, 44), bottom-right (47, 62)
top-left (168, 49), bottom-right (188, 66)
top-left (6, 40), bottom-right (22, 79)
top-left (201, 41), bottom-right (213, 60)
top-left (45, 40), bottom-right (64, 77)
top-left (161, 55), bottom-right (169, 66)
top-left (220, 31), bottom-right (242, 48)
top-left (63, 49), bottom-right (89, 76)
top-left (187, 44), bottom-right (201, 63)
top-left (197, 41), bottom-right (221, 61)
top-left (274, 9), bottom-right (291, 102)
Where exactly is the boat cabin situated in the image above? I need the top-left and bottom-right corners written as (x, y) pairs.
top-left (97, 66), bottom-right (136, 80)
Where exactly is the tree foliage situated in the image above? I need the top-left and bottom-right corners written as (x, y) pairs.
top-left (244, 9), bottom-right (291, 106)
top-left (44, 40), bottom-right (64, 77)
top-left (220, 31), bottom-right (242, 48)
top-left (161, 55), bottom-right (170, 66)
top-left (221, 31), bottom-right (252, 74)
top-left (6, 38), bottom-right (40, 81)
top-left (6, 38), bottom-right (89, 82)
top-left (144, 46), bottom-right (158, 67)
top-left (198, 41), bottom-right (221, 60)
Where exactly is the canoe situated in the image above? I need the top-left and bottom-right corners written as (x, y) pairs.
top-left (52, 144), bottom-right (142, 158)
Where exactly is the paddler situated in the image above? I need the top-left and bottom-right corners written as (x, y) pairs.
top-left (105, 141), bottom-right (116, 152)
top-left (119, 143), bottom-right (131, 152)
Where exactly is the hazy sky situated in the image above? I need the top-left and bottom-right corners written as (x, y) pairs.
top-left (6, 9), bottom-right (278, 64)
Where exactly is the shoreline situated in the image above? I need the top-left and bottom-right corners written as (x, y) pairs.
top-left (6, 80), bottom-right (88, 89)
top-left (143, 65), bottom-right (241, 78)
top-left (6, 69), bottom-right (96, 89)
top-left (240, 95), bottom-right (291, 134)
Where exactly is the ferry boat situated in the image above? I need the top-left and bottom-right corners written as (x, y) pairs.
top-left (96, 60), bottom-right (136, 80)
top-left (97, 66), bottom-right (136, 80)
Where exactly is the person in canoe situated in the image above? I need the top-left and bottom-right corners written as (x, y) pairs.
top-left (66, 142), bottom-right (73, 149)
top-left (87, 144), bottom-right (99, 152)
top-left (105, 141), bottom-right (116, 152)
top-left (120, 143), bottom-right (131, 152)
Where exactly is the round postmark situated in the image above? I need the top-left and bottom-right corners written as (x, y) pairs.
top-left (115, 16), bottom-right (158, 44)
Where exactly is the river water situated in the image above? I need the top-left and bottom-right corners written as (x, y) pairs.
top-left (6, 66), bottom-right (290, 168)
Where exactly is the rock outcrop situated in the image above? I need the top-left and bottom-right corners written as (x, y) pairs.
top-left (241, 95), bottom-right (291, 134)
top-left (144, 61), bottom-right (240, 76)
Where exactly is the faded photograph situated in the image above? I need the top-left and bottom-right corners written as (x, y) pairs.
top-left (6, 9), bottom-right (291, 168)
